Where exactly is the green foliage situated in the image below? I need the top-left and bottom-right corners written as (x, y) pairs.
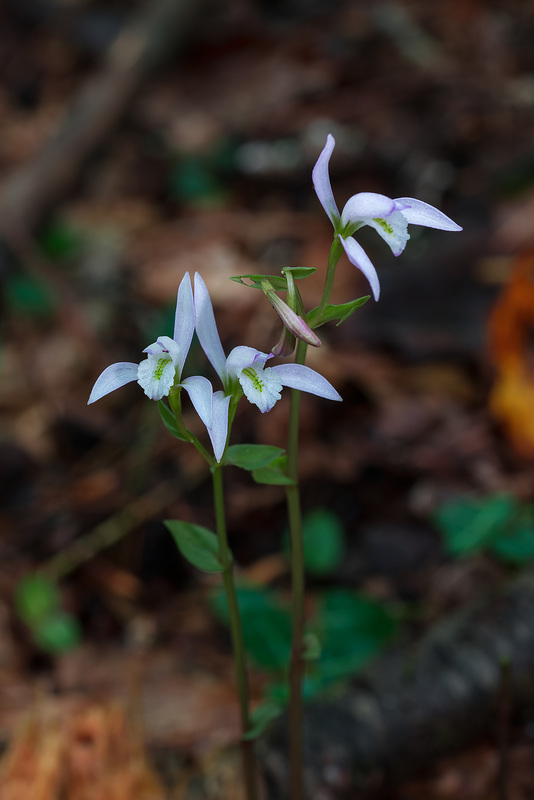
top-left (165, 520), bottom-right (225, 573)
top-left (38, 220), bottom-right (83, 261)
top-left (307, 296), bottom-right (370, 327)
top-left (15, 575), bottom-right (59, 625)
top-left (169, 156), bottom-right (227, 207)
top-left (252, 456), bottom-right (295, 486)
top-left (158, 400), bottom-right (189, 442)
top-left (434, 493), bottom-right (534, 564)
top-left (225, 444), bottom-right (285, 471)
top-left (14, 574), bottom-right (81, 655)
top-left (243, 701), bottom-right (283, 741)
top-left (308, 590), bottom-right (398, 689)
top-left (5, 274), bottom-right (57, 319)
top-left (214, 582), bottom-right (396, 700)
top-left (230, 268), bottom-right (316, 292)
top-left (300, 508), bottom-right (345, 577)
top-left (33, 613), bottom-right (82, 654)
top-left (212, 585), bottom-right (292, 671)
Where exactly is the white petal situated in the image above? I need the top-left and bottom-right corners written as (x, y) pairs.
top-left (312, 134), bottom-right (340, 228)
top-left (154, 336), bottom-right (182, 366)
top-left (173, 272), bottom-right (195, 373)
top-left (137, 354), bottom-right (176, 401)
top-left (239, 364), bottom-right (282, 413)
top-left (208, 391), bottom-right (231, 462)
top-left (366, 209), bottom-right (410, 256)
top-left (181, 375), bottom-right (213, 429)
top-left (394, 198), bottom-right (463, 231)
top-left (272, 363), bottom-right (342, 402)
top-left (339, 235), bottom-right (381, 301)
top-left (341, 193), bottom-right (395, 228)
top-left (194, 273), bottom-right (228, 384)
top-left (88, 362), bottom-right (139, 404)
top-left (225, 346), bottom-right (271, 379)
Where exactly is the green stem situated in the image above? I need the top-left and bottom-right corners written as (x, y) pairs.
top-left (285, 240), bottom-right (342, 797)
top-left (286, 339), bottom-right (308, 800)
top-left (212, 464), bottom-right (257, 800)
top-left (314, 238), bottom-right (343, 324)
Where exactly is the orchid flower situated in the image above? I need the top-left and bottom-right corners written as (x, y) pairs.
top-left (312, 134), bottom-right (463, 301)
top-left (87, 272), bottom-right (230, 462)
top-left (194, 272), bottom-right (342, 413)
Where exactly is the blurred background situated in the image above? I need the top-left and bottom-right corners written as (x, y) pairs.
top-left (2, 0), bottom-right (534, 797)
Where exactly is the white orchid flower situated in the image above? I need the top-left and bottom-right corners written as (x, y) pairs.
top-left (87, 272), bottom-right (229, 462)
top-left (312, 134), bottom-right (463, 301)
top-left (194, 273), bottom-right (342, 413)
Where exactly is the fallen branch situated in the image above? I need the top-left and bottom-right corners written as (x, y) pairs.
top-left (0, 0), bottom-right (202, 237)
top-left (261, 570), bottom-right (534, 798)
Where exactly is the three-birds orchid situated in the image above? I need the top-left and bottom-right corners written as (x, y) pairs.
top-left (312, 133), bottom-right (463, 301)
top-left (193, 272), bottom-right (341, 414)
top-left (88, 271), bottom-right (341, 463)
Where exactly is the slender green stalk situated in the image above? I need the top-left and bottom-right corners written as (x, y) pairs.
top-left (212, 464), bottom-right (257, 800)
top-left (285, 239), bottom-right (342, 798)
top-left (286, 339), bottom-right (308, 800)
top-left (314, 238), bottom-right (343, 323)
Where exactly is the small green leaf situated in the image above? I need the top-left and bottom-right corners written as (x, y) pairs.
top-left (230, 273), bottom-right (288, 291)
top-left (15, 575), bottom-right (60, 625)
top-left (307, 297), bottom-right (370, 328)
top-left (490, 524), bottom-right (534, 564)
top-left (301, 508), bottom-right (345, 576)
top-left (252, 457), bottom-right (294, 486)
top-left (434, 494), bottom-right (519, 557)
top-left (225, 444), bottom-right (285, 471)
top-left (165, 520), bottom-right (224, 572)
top-left (243, 701), bottom-right (283, 740)
top-left (281, 267), bottom-right (317, 281)
top-left (158, 401), bottom-right (189, 442)
top-left (33, 612), bottom-right (82, 654)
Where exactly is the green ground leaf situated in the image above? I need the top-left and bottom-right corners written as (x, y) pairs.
top-left (165, 520), bottom-right (224, 573)
top-left (491, 524), bottom-right (534, 564)
top-left (301, 508), bottom-right (345, 576)
top-left (433, 494), bottom-right (519, 557)
top-left (310, 590), bottom-right (398, 687)
top-left (14, 575), bottom-right (60, 625)
top-left (212, 585), bottom-right (292, 670)
top-left (33, 612), bottom-right (82, 654)
top-left (225, 444), bottom-right (285, 470)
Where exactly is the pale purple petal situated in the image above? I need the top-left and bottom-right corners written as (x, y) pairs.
top-left (194, 273), bottom-right (228, 384)
top-left (394, 197), bottom-right (463, 231)
top-left (88, 362), bottom-right (139, 404)
top-left (181, 375), bottom-right (214, 429)
top-left (312, 134), bottom-right (340, 227)
top-left (173, 272), bottom-right (195, 373)
top-left (341, 193), bottom-right (395, 228)
top-left (338, 235), bottom-right (381, 301)
top-left (208, 391), bottom-right (231, 462)
top-left (225, 346), bottom-right (271, 378)
top-left (271, 363), bottom-right (342, 402)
